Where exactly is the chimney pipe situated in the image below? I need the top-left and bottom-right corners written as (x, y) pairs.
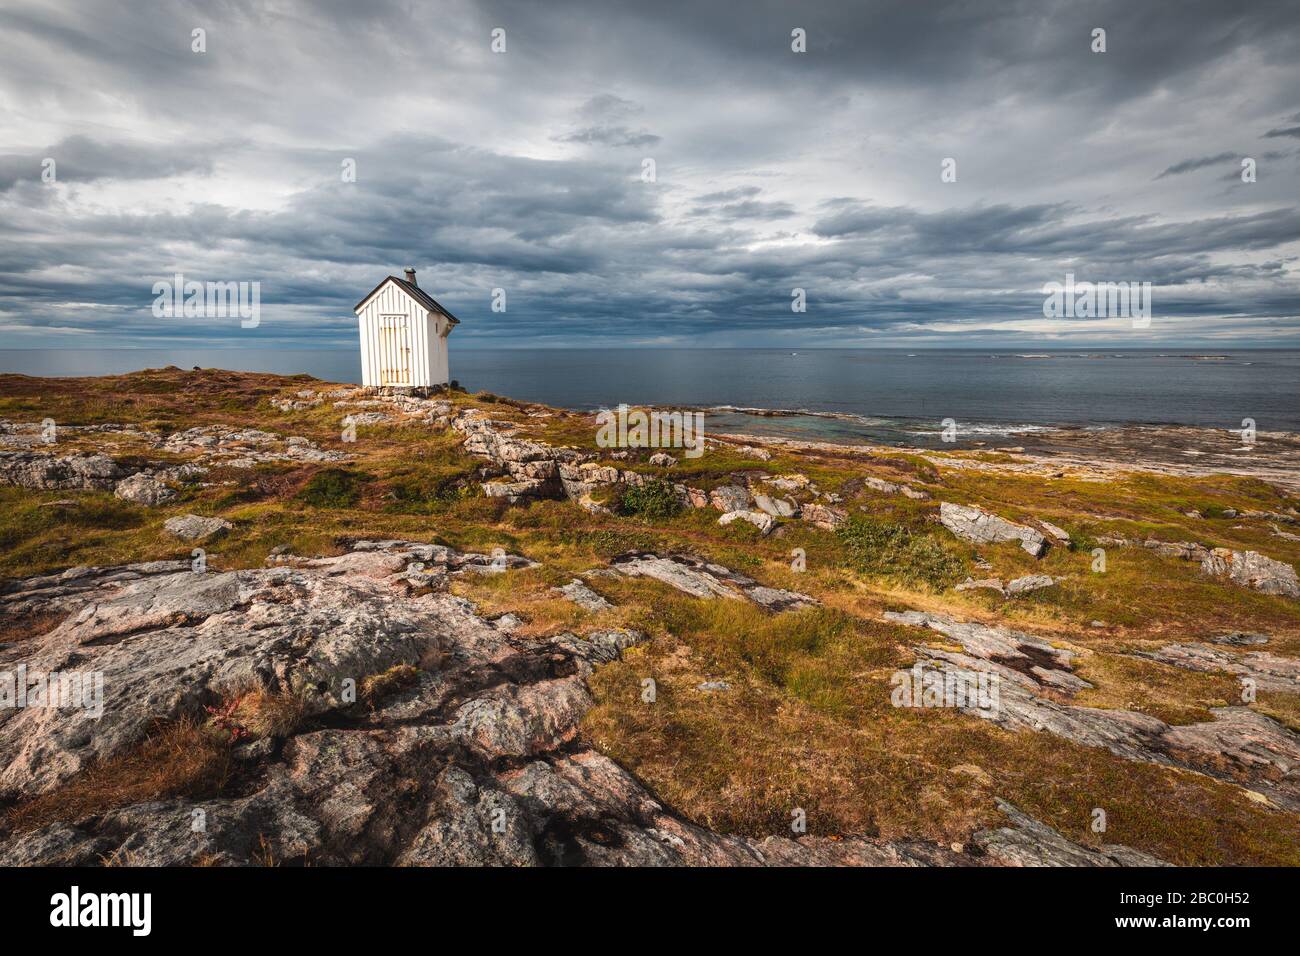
top-left (404, 267), bottom-right (417, 286)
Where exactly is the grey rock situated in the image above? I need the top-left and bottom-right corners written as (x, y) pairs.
top-left (1212, 632), bottom-right (1270, 646)
top-left (163, 514), bottom-right (233, 542)
top-left (752, 493), bottom-right (798, 517)
top-left (718, 509), bottom-right (776, 535)
top-left (1135, 642), bottom-right (1300, 693)
top-left (1099, 537), bottom-right (1299, 598)
top-left (887, 610), bottom-right (1300, 810)
top-left (884, 610), bottom-right (1090, 695)
top-left (552, 579), bottom-right (613, 612)
top-left (1037, 520), bottom-right (1071, 544)
top-left (1201, 548), bottom-right (1300, 599)
top-left (161, 425), bottom-right (347, 465)
top-left (0, 541), bottom-right (1171, 867)
top-left (1005, 574), bottom-right (1058, 596)
top-left (974, 800), bottom-right (1171, 867)
top-left (609, 553), bottom-right (817, 610)
top-left (113, 473), bottom-right (175, 506)
top-left (940, 502), bottom-right (1048, 557)
top-left (0, 451), bottom-right (122, 491)
top-left (862, 476), bottom-right (930, 500)
top-left (800, 502), bottom-right (848, 530)
top-left (709, 484), bottom-right (753, 512)
top-left (955, 577), bottom-right (1005, 595)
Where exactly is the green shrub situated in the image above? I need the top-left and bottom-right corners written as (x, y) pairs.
top-left (298, 468), bottom-right (364, 508)
top-left (387, 469), bottom-right (474, 511)
top-left (836, 514), bottom-right (965, 591)
top-left (619, 479), bottom-right (682, 520)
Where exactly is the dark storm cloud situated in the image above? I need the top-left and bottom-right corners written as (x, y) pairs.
top-left (0, 136), bottom-right (213, 191)
top-left (0, 0), bottom-right (1298, 347)
top-left (1155, 153), bottom-right (1238, 179)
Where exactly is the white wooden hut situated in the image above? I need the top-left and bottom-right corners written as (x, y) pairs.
top-left (354, 268), bottom-right (459, 391)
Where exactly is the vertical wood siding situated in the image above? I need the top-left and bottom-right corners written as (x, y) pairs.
top-left (356, 279), bottom-right (452, 388)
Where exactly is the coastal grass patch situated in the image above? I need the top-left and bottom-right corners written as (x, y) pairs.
top-left (1070, 651), bottom-right (1240, 725)
top-left (377, 457), bottom-right (479, 513)
top-left (583, 623), bottom-right (1300, 863)
top-left (0, 489), bottom-right (155, 577)
top-left (453, 565), bottom-right (634, 637)
top-left (1254, 692), bottom-right (1300, 734)
top-left (296, 467), bottom-right (369, 508)
top-left (1000, 547), bottom-right (1300, 636)
top-left (0, 368), bottom-right (327, 430)
top-left (836, 513), bottom-right (967, 592)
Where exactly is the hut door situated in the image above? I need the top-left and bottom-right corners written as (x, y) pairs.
top-left (378, 315), bottom-right (411, 386)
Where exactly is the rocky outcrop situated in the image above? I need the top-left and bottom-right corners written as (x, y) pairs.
top-left (862, 476), bottom-right (930, 500)
top-left (0, 451), bottom-right (122, 491)
top-left (939, 503), bottom-right (1048, 557)
top-left (1007, 574), bottom-right (1058, 595)
top-left (608, 553), bottom-right (816, 610)
top-left (718, 510), bottom-right (776, 535)
top-left (450, 414), bottom-right (844, 538)
top-left (1098, 536), bottom-right (1299, 598)
top-left (1037, 520), bottom-right (1071, 545)
top-left (159, 425), bottom-right (347, 466)
top-left (954, 575), bottom-right (1058, 597)
top-left (955, 577), bottom-right (1006, 595)
top-left (552, 579), bottom-right (614, 612)
top-left (752, 493), bottom-right (799, 517)
top-left (886, 610), bottom-right (1300, 810)
top-left (1212, 632), bottom-right (1270, 647)
top-left (708, 485), bottom-right (752, 512)
top-left (800, 502), bottom-right (848, 530)
top-left (1135, 643), bottom-right (1300, 693)
top-left (974, 800), bottom-right (1170, 867)
top-left (1201, 548), bottom-right (1300, 598)
top-left (885, 611), bottom-right (1091, 696)
top-left (163, 514), bottom-right (233, 542)
top-left (113, 473), bottom-right (176, 506)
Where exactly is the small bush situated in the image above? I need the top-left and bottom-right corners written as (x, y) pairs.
top-left (836, 514), bottom-right (965, 591)
top-left (620, 479), bottom-right (682, 520)
top-left (298, 468), bottom-right (364, 508)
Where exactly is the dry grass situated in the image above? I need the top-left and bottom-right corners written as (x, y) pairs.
top-left (208, 685), bottom-right (307, 740)
top-left (1070, 651), bottom-right (1241, 725)
top-left (0, 609), bottom-right (66, 644)
top-left (359, 664), bottom-right (421, 705)
top-left (3, 718), bottom-right (231, 834)
top-left (584, 629), bottom-right (1300, 865)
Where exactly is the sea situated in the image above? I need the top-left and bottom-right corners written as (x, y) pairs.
top-left (2, 348), bottom-right (1296, 446)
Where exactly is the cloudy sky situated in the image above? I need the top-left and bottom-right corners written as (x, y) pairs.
top-left (1, 0), bottom-right (1298, 349)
